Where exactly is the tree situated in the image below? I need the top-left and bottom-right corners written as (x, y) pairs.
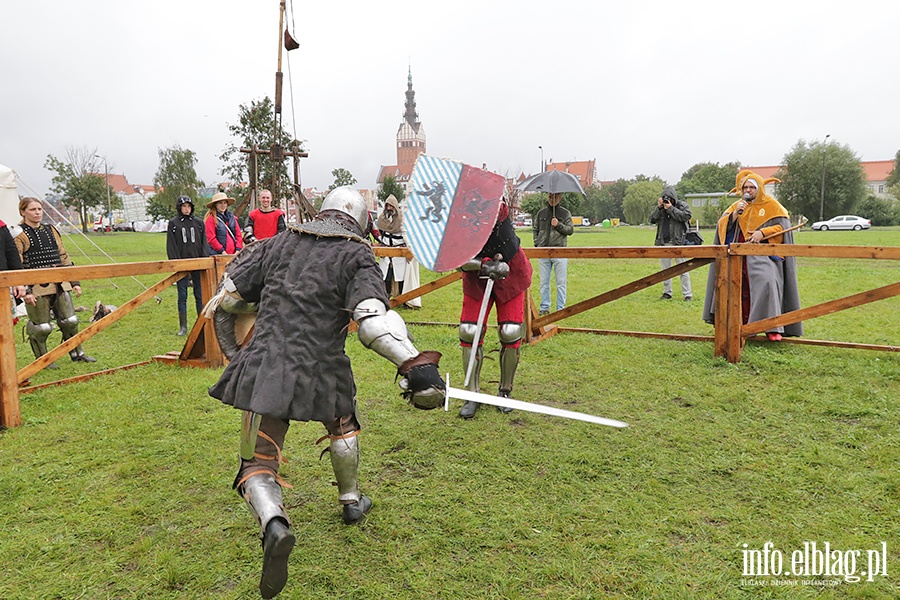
top-left (886, 149), bottom-right (900, 200)
top-left (219, 97), bottom-right (301, 202)
top-left (857, 194), bottom-right (900, 226)
top-left (887, 149), bottom-right (900, 188)
top-left (588, 179), bottom-right (629, 222)
top-left (147, 145), bottom-right (204, 221)
top-left (328, 168), bottom-right (357, 192)
top-left (676, 161), bottom-right (741, 196)
top-left (377, 175), bottom-right (406, 205)
top-left (45, 147), bottom-right (115, 233)
top-left (776, 139), bottom-right (867, 220)
top-left (622, 179), bottom-right (665, 226)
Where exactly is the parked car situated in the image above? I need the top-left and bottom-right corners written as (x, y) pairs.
top-left (810, 215), bottom-right (871, 231)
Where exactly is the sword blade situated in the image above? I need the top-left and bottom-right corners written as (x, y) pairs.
top-left (463, 277), bottom-right (494, 387)
top-left (445, 385), bottom-right (628, 428)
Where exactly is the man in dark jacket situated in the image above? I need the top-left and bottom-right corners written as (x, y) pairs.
top-left (649, 186), bottom-right (692, 301)
top-left (166, 196), bottom-right (210, 335)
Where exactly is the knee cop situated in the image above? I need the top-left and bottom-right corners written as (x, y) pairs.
top-left (498, 322), bottom-right (524, 348)
top-left (458, 322), bottom-right (483, 346)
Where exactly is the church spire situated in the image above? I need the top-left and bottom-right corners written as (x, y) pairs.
top-left (403, 65), bottom-right (419, 127)
top-left (396, 66), bottom-right (426, 173)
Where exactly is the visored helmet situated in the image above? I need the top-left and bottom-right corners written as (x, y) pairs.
top-left (320, 186), bottom-right (369, 233)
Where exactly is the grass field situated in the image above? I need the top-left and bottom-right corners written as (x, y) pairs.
top-left (0, 226), bottom-right (897, 599)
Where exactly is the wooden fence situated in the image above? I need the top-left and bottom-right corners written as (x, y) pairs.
top-left (1, 244), bottom-right (897, 428)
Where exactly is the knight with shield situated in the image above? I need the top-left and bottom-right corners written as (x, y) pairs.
top-left (456, 198), bottom-right (532, 418)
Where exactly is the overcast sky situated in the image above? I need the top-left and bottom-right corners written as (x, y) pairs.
top-left (3, 0), bottom-right (898, 198)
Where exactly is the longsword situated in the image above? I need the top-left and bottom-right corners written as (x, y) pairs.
top-left (445, 373), bottom-right (628, 428)
top-left (463, 277), bottom-right (494, 387)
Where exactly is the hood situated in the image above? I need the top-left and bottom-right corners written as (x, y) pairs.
top-left (661, 186), bottom-right (678, 202)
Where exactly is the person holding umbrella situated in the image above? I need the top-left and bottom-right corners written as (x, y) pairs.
top-left (532, 192), bottom-right (574, 315)
top-left (518, 170), bottom-right (583, 316)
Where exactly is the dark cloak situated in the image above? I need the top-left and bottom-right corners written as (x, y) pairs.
top-left (209, 221), bottom-right (389, 422)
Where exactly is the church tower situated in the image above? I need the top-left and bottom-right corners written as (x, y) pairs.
top-left (396, 67), bottom-right (426, 171)
top-left (377, 68), bottom-right (427, 192)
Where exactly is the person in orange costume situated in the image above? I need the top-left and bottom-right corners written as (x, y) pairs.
top-left (702, 170), bottom-right (802, 341)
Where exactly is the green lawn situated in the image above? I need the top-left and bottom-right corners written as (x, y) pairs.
top-left (0, 227), bottom-right (897, 599)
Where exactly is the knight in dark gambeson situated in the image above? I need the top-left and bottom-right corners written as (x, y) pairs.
top-left (208, 187), bottom-right (444, 599)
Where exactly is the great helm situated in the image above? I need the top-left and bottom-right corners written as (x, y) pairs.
top-left (320, 186), bottom-right (369, 233)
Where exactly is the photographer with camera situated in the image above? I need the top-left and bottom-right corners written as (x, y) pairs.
top-left (649, 186), bottom-right (693, 301)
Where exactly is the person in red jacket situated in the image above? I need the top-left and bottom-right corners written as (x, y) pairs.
top-left (243, 189), bottom-right (286, 243)
top-left (205, 192), bottom-right (244, 255)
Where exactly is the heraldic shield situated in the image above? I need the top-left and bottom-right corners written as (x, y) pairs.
top-left (402, 155), bottom-right (506, 272)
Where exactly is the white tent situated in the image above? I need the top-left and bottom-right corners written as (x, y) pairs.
top-left (0, 163), bottom-right (20, 226)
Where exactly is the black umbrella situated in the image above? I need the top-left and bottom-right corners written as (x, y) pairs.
top-left (516, 170), bottom-right (586, 196)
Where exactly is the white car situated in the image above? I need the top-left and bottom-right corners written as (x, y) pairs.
top-left (811, 215), bottom-right (871, 231)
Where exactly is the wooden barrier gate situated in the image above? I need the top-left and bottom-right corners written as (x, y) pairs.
top-left (1, 244), bottom-right (897, 429)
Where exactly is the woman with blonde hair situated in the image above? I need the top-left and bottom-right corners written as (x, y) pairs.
top-left (14, 197), bottom-right (95, 365)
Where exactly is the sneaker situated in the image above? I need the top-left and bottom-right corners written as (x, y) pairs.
top-left (660, 293), bottom-right (672, 300)
top-left (342, 495), bottom-right (372, 525)
top-left (259, 518), bottom-right (295, 599)
top-left (538, 309), bottom-right (549, 316)
top-left (684, 296), bottom-right (693, 302)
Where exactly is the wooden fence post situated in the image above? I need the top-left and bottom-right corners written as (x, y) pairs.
top-left (0, 291), bottom-right (21, 428)
top-left (724, 254), bottom-right (744, 363)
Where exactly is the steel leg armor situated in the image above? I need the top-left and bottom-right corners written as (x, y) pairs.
top-left (242, 472), bottom-right (291, 539)
top-left (497, 323), bottom-right (524, 412)
top-left (54, 291), bottom-right (94, 362)
top-left (328, 431), bottom-right (372, 525)
top-left (25, 296), bottom-right (53, 360)
top-left (458, 345), bottom-right (483, 418)
top-left (241, 473), bottom-right (295, 599)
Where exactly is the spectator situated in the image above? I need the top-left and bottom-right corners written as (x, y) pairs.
top-left (14, 197), bottom-right (95, 366)
top-left (1, 218), bottom-right (26, 301)
top-left (532, 192), bottom-right (574, 315)
top-left (166, 195), bottom-right (210, 336)
top-left (243, 189), bottom-right (286, 243)
top-left (205, 192), bottom-right (244, 255)
top-left (649, 186), bottom-right (693, 301)
top-left (702, 170), bottom-right (802, 341)
top-left (372, 194), bottom-right (421, 308)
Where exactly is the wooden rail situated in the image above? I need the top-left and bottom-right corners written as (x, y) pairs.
top-left (0, 256), bottom-right (233, 428)
top-left (370, 244), bottom-right (899, 360)
top-left (1, 243), bottom-right (897, 428)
